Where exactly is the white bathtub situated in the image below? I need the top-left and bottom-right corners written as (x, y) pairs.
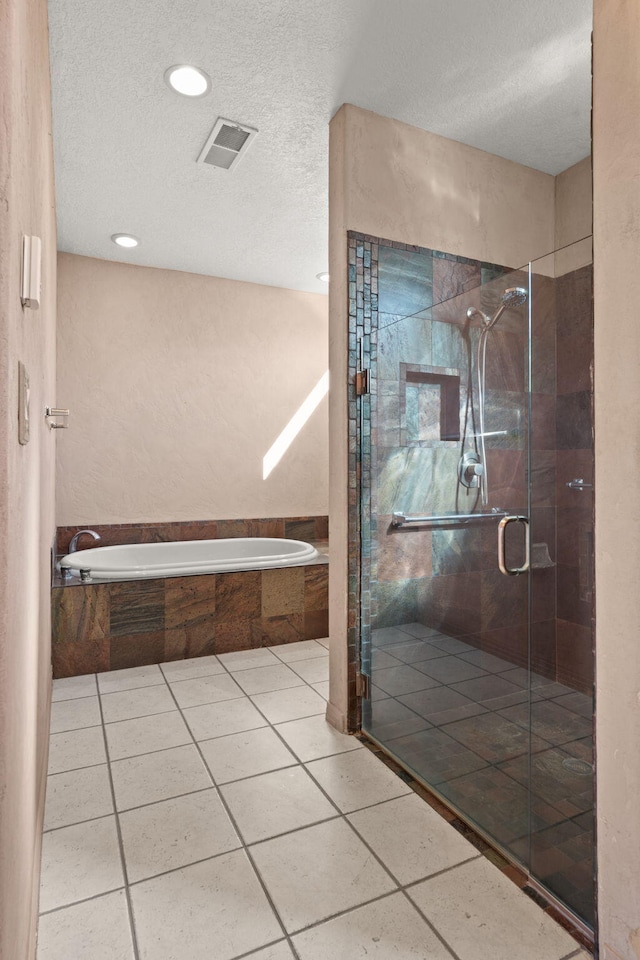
top-left (59, 537), bottom-right (320, 581)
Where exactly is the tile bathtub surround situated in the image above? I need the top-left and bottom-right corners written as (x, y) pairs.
top-left (39, 642), bottom-right (584, 960)
top-left (51, 562), bottom-right (329, 678)
top-left (56, 515), bottom-right (329, 553)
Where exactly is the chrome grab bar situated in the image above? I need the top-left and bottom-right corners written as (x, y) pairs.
top-left (498, 515), bottom-right (530, 576)
top-left (566, 478), bottom-right (593, 490)
top-left (392, 510), bottom-right (506, 528)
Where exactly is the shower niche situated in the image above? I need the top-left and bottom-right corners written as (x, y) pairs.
top-left (351, 233), bottom-right (595, 933)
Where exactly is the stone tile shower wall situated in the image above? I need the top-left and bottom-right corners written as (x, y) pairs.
top-left (554, 265), bottom-right (594, 694)
top-left (349, 233), bottom-right (595, 726)
top-left (348, 232), bottom-right (523, 728)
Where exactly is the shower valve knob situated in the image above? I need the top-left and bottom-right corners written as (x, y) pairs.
top-left (459, 453), bottom-right (484, 489)
top-left (464, 462), bottom-right (484, 483)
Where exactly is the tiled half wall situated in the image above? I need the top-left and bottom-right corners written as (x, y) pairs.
top-left (52, 516), bottom-right (328, 678)
top-left (56, 515), bottom-right (328, 553)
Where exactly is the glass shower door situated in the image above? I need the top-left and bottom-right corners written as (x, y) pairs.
top-left (359, 238), bottom-right (595, 930)
top-left (362, 262), bottom-right (533, 871)
top-left (525, 241), bottom-right (595, 928)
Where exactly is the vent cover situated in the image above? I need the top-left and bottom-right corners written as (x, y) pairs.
top-left (197, 118), bottom-right (258, 171)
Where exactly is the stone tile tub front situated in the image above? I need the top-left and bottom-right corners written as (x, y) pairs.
top-left (52, 552), bottom-right (329, 678)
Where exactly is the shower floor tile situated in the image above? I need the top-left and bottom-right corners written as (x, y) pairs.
top-left (397, 685), bottom-right (480, 722)
top-left (365, 697), bottom-right (431, 741)
top-left (384, 726), bottom-right (488, 785)
top-left (39, 640), bottom-right (587, 960)
top-left (437, 768), bottom-right (566, 847)
top-left (378, 639), bottom-right (446, 664)
top-left (444, 712), bottom-right (551, 764)
top-left (373, 663), bottom-right (441, 697)
top-left (414, 654), bottom-right (488, 684)
top-left (498, 701), bottom-right (592, 747)
top-left (450, 674), bottom-right (522, 704)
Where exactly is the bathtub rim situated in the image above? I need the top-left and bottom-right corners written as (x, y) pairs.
top-left (56, 536), bottom-right (325, 582)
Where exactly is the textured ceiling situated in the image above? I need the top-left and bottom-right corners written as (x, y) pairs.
top-left (48, 0), bottom-right (592, 293)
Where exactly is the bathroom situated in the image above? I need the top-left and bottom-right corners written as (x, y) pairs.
top-left (2, 0), bottom-right (639, 959)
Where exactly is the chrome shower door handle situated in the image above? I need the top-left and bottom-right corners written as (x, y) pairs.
top-left (497, 515), bottom-right (530, 576)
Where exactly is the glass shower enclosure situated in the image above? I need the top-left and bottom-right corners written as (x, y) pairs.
top-left (357, 237), bottom-right (594, 931)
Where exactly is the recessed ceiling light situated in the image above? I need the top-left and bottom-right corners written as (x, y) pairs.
top-left (164, 65), bottom-right (210, 98)
top-left (111, 234), bottom-right (139, 248)
top-left (316, 272), bottom-right (330, 283)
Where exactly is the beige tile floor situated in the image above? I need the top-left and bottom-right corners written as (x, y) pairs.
top-left (38, 638), bottom-right (589, 960)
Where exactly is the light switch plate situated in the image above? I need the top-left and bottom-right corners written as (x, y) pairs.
top-left (18, 362), bottom-right (30, 444)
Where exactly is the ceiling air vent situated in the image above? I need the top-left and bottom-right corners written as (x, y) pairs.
top-left (197, 118), bottom-right (258, 171)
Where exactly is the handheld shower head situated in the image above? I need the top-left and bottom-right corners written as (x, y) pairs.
top-left (485, 285), bottom-right (528, 330)
top-left (502, 286), bottom-right (528, 308)
top-left (465, 286), bottom-right (527, 330)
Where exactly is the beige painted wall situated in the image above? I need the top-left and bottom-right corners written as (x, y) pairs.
top-left (593, 2), bottom-right (640, 957)
top-left (56, 254), bottom-right (328, 525)
top-left (555, 156), bottom-right (593, 275)
top-left (556, 156), bottom-right (593, 250)
top-left (0, 0), bottom-right (57, 954)
top-left (327, 103), bottom-right (558, 730)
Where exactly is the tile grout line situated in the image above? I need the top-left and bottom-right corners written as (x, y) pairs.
top-left (157, 647), bottom-right (441, 955)
top-left (159, 667), bottom-right (302, 960)
top-left (245, 686), bottom-right (477, 959)
top-left (397, 887), bottom-right (462, 960)
top-left (38, 885), bottom-right (128, 919)
top-left (94, 678), bottom-right (142, 960)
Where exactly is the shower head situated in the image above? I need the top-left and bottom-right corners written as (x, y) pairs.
top-left (488, 285), bottom-right (527, 329)
top-left (465, 285), bottom-right (528, 330)
top-left (501, 286), bottom-right (528, 308)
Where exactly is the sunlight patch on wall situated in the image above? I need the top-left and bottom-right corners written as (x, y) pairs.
top-left (263, 371), bottom-right (329, 480)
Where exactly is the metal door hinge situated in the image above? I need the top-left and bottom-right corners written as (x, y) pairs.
top-left (355, 369), bottom-right (369, 396)
top-left (355, 672), bottom-right (370, 699)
